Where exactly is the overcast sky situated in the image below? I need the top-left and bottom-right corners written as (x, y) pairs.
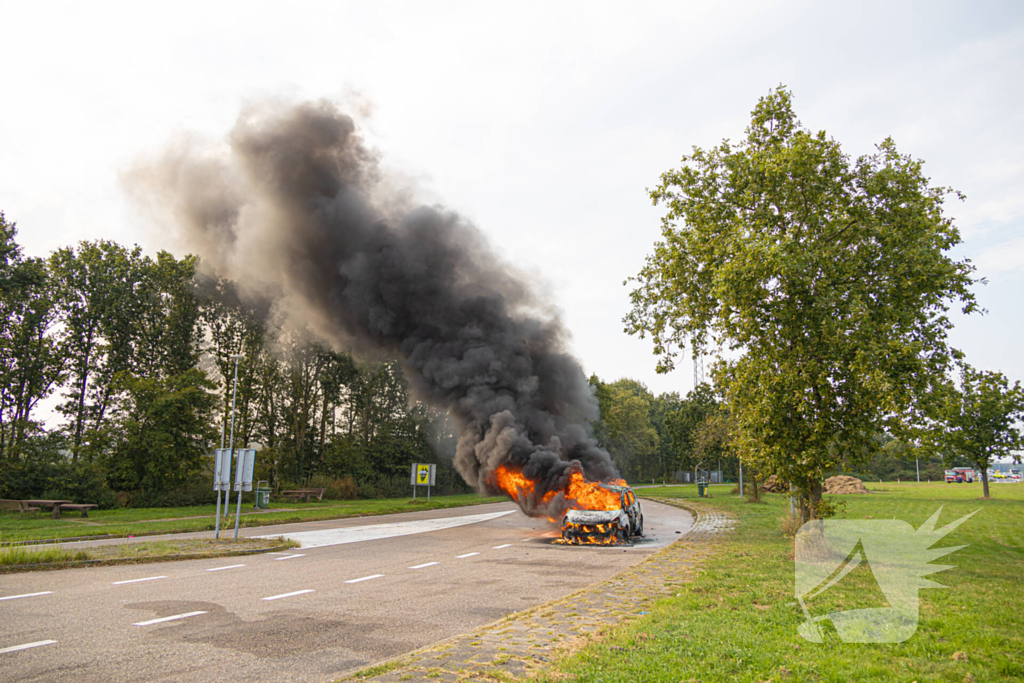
top-left (2, 0), bottom-right (1022, 398)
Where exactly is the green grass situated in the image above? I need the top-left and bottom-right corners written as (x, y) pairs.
top-left (0, 493), bottom-right (504, 543)
top-left (0, 536), bottom-right (299, 570)
top-left (541, 481), bottom-right (1023, 683)
top-left (0, 544), bottom-right (90, 566)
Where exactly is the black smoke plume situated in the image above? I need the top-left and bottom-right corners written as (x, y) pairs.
top-left (129, 100), bottom-right (618, 517)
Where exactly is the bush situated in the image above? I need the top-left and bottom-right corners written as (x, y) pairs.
top-left (305, 474), bottom-right (359, 500)
top-left (46, 459), bottom-right (118, 509)
top-left (127, 474), bottom-right (217, 508)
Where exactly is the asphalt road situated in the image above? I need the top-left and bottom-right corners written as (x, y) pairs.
top-left (0, 500), bottom-right (692, 683)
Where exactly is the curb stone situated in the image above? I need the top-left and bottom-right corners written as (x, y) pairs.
top-left (340, 498), bottom-right (736, 682)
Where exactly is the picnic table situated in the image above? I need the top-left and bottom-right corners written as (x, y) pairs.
top-left (57, 503), bottom-right (99, 518)
top-left (278, 488), bottom-right (326, 503)
top-left (0, 499), bottom-right (41, 513)
top-left (22, 500), bottom-right (99, 519)
top-left (22, 499), bottom-right (71, 519)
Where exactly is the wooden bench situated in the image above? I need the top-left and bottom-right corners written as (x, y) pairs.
top-left (278, 488), bottom-right (326, 503)
top-left (56, 503), bottom-right (99, 518)
top-left (0, 499), bottom-right (42, 513)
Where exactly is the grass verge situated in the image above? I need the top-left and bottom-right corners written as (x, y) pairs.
top-left (0, 493), bottom-right (504, 544)
top-left (538, 481), bottom-right (1023, 683)
top-left (0, 536), bottom-right (298, 572)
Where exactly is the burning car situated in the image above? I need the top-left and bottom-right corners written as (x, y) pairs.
top-left (560, 484), bottom-right (643, 545)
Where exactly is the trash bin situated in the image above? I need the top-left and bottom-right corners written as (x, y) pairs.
top-left (254, 480), bottom-right (270, 509)
top-left (697, 481), bottom-right (707, 498)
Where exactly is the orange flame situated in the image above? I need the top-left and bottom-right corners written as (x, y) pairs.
top-left (554, 522), bottom-right (627, 545)
top-left (563, 470), bottom-right (623, 511)
top-left (492, 464), bottom-right (625, 517)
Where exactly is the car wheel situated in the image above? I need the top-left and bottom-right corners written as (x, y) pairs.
top-left (637, 515), bottom-right (645, 537)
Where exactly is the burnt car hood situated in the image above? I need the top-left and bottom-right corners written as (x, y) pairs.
top-left (564, 509), bottom-right (626, 525)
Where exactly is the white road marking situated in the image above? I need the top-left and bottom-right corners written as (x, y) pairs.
top-left (344, 574), bottom-right (384, 584)
top-left (0, 640), bottom-right (57, 654)
top-left (206, 564), bottom-right (246, 572)
top-left (0, 591), bottom-right (53, 602)
top-left (456, 552), bottom-right (480, 558)
top-left (409, 562), bottom-right (439, 569)
top-left (112, 576), bottom-right (166, 585)
top-left (491, 544), bottom-right (512, 549)
top-left (256, 509), bottom-right (516, 549)
top-left (262, 589), bottom-right (315, 601)
top-left (133, 611), bottom-right (207, 626)
top-left (273, 554), bottom-right (306, 561)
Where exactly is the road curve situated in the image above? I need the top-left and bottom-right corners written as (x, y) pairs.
top-left (0, 500), bottom-right (692, 683)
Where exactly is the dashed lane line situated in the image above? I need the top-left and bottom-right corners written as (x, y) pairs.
top-left (112, 576), bottom-right (167, 585)
top-left (409, 562), bottom-right (439, 569)
top-left (344, 574), bottom-right (384, 584)
top-left (261, 589), bottom-right (315, 601)
top-left (491, 544), bottom-right (512, 549)
top-left (274, 554), bottom-right (306, 561)
top-left (0, 640), bottom-right (57, 655)
top-left (206, 564), bottom-right (246, 572)
top-left (456, 552), bottom-right (480, 558)
top-left (0, 591), bottom-right (53, 601)
top-left (134, 611), bottom-right (207, 626)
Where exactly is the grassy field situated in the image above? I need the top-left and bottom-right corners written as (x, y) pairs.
top-left (0, 492), bottom-right (504, 543)
top-left (542, 481), bottom-right (1022, 683)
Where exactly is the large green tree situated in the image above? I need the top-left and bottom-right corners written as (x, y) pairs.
top-left (931, 365), bottom-right (1024, 499)
top-left (103, 368), bottom-right (216, 503)
top-left (590, 376), bottom-right (660, 481)
top-left (49, 241), bottom-right (149, 456)
top-left (662, 383), bottom-right (718, 474)
top-left (625, 87), bottom-right (977, 520)
top-left (0, 214), bottom-right (64, 457)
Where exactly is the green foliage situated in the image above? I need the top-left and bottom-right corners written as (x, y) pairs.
top-left (102, 368), bottom-right (216, 505)
top-left (929, 364), bottom-right (1024, 498)
top-left (625, 86), bottom-right (977, 519)
top-left (0, 211), bottom-right (473, 507)
top-left (0, 213), bottom-right (63, 458)
top-left (590, 376), bottom-right (660, 480)
top-left (662, 383), bottom-right (719, 469)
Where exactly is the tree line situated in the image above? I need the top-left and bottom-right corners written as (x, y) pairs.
top-left (0, 213), bottom-right (468, 507)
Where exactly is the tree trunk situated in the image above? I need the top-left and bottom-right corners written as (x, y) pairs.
top-left (797, 479), bottom-right (823, 523)
top-left (808, 478), bottom-right (823, 519)
top-left (981, 467), bottom-right (990, 499)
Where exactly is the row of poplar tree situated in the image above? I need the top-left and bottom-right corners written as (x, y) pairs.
top-left (0, 213), bottom-right (467, 507)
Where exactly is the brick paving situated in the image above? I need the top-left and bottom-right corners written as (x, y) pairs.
top-left (339, 498), bottom-right (735, 683)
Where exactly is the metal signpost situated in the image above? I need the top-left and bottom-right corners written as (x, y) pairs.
top-left (214, 447), bottom-right (234, 538)
top-left (410, 463), bottom-right (436, 501)
top-left (214, 353), bottom-right (245, 539)
top-left (213, 448), bottom-right (234, 536)
top-left (233, 448), bottom-right (256, 540)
